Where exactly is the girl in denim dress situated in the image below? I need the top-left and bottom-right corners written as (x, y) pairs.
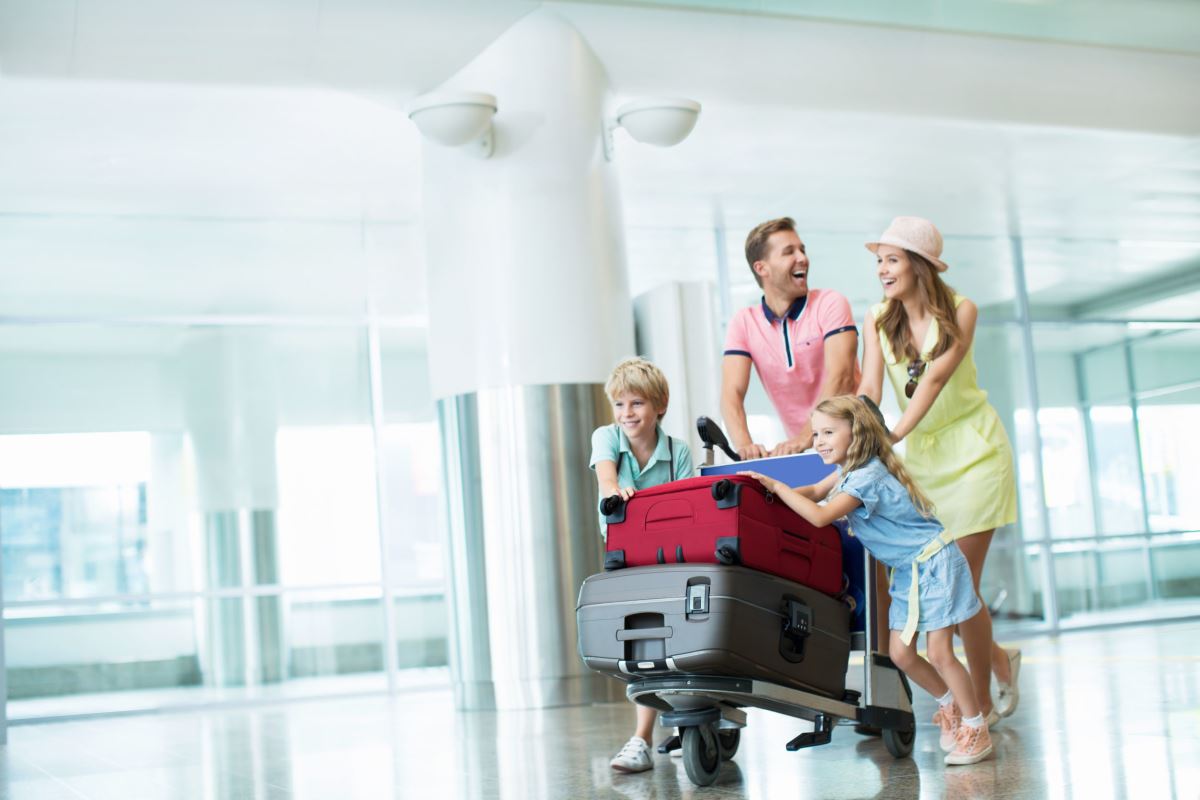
top-left (741, 395), bottom-right (993, 766)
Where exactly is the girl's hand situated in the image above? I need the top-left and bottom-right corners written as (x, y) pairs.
top-left (618, 486), bottom-right (636, 502)
top-left (890, 431), bottom-right (902, 444)
top-left (738, 470), bottom-right (781, 495)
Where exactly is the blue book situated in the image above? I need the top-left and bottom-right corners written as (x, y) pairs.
top-left (700, 451), bottom-right (836, 486)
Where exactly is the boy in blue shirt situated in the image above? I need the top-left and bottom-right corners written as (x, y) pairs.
top-left (590, 357), bottom-right (693, 772)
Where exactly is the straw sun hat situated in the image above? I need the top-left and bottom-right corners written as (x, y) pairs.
top-left (865, 216), bottom-right (949, 272)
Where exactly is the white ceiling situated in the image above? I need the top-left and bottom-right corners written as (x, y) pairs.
top-left (1, 0), bottom-right (1198, 330)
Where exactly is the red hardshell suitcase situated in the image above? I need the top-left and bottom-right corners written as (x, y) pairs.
top-left (602, 475), bottom-right (843, 596)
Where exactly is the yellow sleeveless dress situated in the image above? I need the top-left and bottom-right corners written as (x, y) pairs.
top-left (871, 297), bottom-right (1017, 540)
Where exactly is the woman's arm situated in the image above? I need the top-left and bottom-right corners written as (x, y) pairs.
top-left (740, 470), bottom-right (861, 528)
top-left (891, 299), bottom-right (978, 443)
top-left (856, 309), bottom-right (884, 404)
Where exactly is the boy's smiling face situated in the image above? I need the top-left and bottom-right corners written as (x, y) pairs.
top-left (612, 391), bottom-right (661, 442)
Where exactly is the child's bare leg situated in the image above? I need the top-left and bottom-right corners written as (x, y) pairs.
top-left (886, 631), bottom-right (948, 699)
top-left (634, 704), bottom-right (656, 743)
top-left (925, 628), bottom-right (980, 719)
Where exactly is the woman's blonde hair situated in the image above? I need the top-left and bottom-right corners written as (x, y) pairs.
top-left (605, 357), bottom-right (670, 418)
top-left (875, 250), bottom-right (962, 362)
top-left (815, 395), bottom-right (935, 516)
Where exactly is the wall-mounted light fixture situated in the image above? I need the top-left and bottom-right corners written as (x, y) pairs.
top-left (604, 97), bottom-right (701, 160)
top-left (407, 91), bottom-right (498, 158)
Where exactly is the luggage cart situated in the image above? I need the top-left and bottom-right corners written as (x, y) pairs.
top-left (623, 413), bottom-right (916, 787)
top-left (624, 542), bottom-right (915, 786)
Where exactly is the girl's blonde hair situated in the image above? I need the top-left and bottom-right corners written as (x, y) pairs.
top-left (815, 395), bottom-right (935, 517)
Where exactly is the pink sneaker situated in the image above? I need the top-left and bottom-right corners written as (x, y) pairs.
top-left (932, 703), bottom-right (962, 753)
top-left (945, 721), bottom-right (994, 765)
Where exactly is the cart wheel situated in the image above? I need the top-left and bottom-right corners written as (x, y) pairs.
top-left (682, 724), bottom-right (721, 786)
top-left (717, 728), bottom-right (740, 760)
top-left (882, 722), bottom-right (915, 758)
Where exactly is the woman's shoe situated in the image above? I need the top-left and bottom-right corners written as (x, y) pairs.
top-left (995, 648), bottom-right (1021, 718)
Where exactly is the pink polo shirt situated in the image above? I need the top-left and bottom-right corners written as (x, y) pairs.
top-left (724, 289), bottom-right (859, 439)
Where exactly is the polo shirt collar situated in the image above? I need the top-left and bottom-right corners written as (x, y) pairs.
top-left (761, 294), bottom-right (807, 324)
top-left (617, 424), bottom-right (671, 467)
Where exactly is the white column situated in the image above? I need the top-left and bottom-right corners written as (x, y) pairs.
top-left (422, 12), bottom-right (631, 710)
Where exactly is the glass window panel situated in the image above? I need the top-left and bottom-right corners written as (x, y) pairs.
top-left (1081, 342), bottom-right (1131, 403)
top-left (1036, 408), bottom-right (1095, 538)
top-left (394, 591), bottom-right (448, 670)
top-left (1052, 549), bottom-right (1099, 618)
top-left (1130, 329), bottom-right (1200, 395)
top-left (287, 588), bottom-right (386, 681)
top-left (1151, 539), bottom-right (1200, 600)
top-left (1054, 545), bottom-right (1153, 622)
top-left (0, 432), bottom-right (194, 600)
top-left (276, 425), bottom-right (381, 585)
top-left (1089, 405), bottom-right (1146, 534)
top-left (1096, 548), bottom-right (1151, 610)
top-left (4, 598), bottom-right (199, 715)
top-left (379, 327), bottom-right (445, 593)
top-left (1137, 396), bottom-right (1200, 532)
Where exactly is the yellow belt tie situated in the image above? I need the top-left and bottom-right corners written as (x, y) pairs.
top-left (897, 529), bottom-right (956, 646)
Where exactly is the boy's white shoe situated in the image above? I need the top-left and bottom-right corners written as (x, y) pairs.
top-left (995, 648), bottom-right (1022, 718)
top-left (611, 736), bottom-right (653, 773)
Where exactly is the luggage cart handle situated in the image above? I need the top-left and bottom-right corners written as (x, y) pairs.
top-left (696, 417), bottom-right (740, 463)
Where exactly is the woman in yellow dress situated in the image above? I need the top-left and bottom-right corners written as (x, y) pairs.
top-left (858, 217), bottom-right (1021, 725)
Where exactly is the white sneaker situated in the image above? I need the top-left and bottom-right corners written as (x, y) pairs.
top-left (995, 648), bottom-right (1022, 718)
top-left (986, 706), bottom-right (1001, 728)
top-left (610, 736), bottom-right (653, 773)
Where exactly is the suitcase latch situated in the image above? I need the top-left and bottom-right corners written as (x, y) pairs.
top-left (686, 583), bottom-right (710, 616)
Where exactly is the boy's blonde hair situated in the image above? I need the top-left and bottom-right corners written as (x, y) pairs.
top-left (815, 395), bottom-right (935, 517)
top-left (605, 357), bottom-right (670, 418)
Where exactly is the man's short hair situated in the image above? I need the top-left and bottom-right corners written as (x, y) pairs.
top-left (744, 217), bottom-right (797, 288)
top-left (605, 357), bottom-right (670, 416)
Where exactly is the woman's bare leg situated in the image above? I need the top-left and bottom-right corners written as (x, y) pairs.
top-left (956, 529), bottom-right (998, 715)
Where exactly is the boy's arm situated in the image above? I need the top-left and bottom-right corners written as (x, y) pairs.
top-left (595, 460), bottom-right (634, 502)
top-left (740, 470), bottom-right (860, 528)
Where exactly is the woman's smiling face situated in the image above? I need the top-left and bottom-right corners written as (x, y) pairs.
top-left (876, 244), bottom-right (916, 300)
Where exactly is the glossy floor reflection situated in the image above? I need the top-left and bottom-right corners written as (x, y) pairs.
top-left (3, 621), bottom-right (1199, 799)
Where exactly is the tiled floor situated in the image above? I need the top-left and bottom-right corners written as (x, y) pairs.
top-left (3, 621), bottom-right (1199, 799)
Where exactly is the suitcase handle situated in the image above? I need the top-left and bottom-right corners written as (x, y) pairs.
top-left (779, 531), bottom-right (813, 557)
top-left (616, 626), bottom-right (673, 641)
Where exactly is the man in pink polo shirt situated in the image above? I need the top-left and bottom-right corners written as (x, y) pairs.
top-left (721, 217), bottom-right (861, 459)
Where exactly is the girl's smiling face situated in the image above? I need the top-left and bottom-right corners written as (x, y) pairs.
top-left (812, 410), bottom-right (853, 466)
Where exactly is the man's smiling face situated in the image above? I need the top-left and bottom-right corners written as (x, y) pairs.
top-left (755, 230), bottom-right (810, 300)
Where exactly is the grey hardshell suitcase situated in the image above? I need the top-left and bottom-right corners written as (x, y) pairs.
top-left (577, 563), bottom-right (852, 699)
